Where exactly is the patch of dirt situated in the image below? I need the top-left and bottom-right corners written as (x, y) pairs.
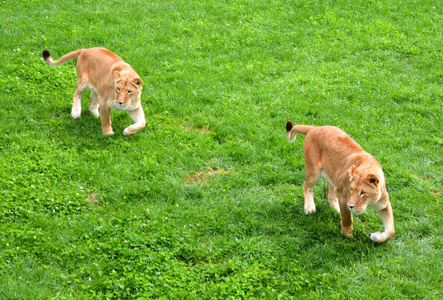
top-left (185, 167), bottom-right (229, 184)
top-left (87, 193), bottom-right (101, 207)
top-left (180, 124), bottom-right (211, 134)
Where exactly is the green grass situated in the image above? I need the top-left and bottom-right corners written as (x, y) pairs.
top-left (1, 0), bottom-right (442, 299)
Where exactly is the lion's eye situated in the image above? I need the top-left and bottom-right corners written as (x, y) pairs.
top-left (127, 90), bottom-right (132, 94)
top-left (359, 190), bottom-right (365, 196)
top-left (116, 88), bottom-right (121, 92)
top-left (350, 188), bottom-right (353, 192)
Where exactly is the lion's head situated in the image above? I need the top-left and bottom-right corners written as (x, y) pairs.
top-left (113, 70), bottom-right (143, 110)
top-left (347, 164), bottom-right (384, 215)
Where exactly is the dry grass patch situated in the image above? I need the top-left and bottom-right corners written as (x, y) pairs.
top-left (180, 124), bottom-right (211, 134)
top-left (185, 167), bottom-right (230, 184)
top-left (87, 193), bottom-right (101, 207)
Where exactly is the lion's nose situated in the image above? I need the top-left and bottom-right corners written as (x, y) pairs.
top-left (347, 204), bottom-right (355, 209)
top-left (118, 101), bottom-right (123, 105)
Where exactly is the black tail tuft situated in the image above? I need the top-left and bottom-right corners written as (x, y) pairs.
top-left (42, 49), bottom-right (50, 61)
top-left (286, 120), bottom-right (293, 132)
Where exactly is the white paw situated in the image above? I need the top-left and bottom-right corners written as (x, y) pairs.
top-left (71, 107), bottom-right (81, 119)
top-left (370, 232), bottom-right (386, 243)
top-left (89, 108), bottom-right (99, 118)
top-left (304, 204), bottom-right (316, 215)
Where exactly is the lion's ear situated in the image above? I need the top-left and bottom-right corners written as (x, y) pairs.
top-left (365, 174), bottom-right (379, 187)
top-left (114, 71), bottom-right (122, 82)
top-left (132, 77), bottom-right (143, 88)
top-left (348, 165), bottom-right (358, 181)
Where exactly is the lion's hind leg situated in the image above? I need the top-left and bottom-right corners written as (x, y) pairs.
top-left (303, 144), bottom-right (322, 215)
top-left (89, 89), bottom-right (100, 118)
top-left (303, 167), bottom-right (321, 215)
top-left (72, 78), bottom-right (88, 119)
top-left (326, 182), bottom-right (340, 212)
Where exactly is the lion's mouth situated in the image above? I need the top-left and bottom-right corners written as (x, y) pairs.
top-left (114, 100), bottom-right (128, 108)
top-left (350, 208), bottom-right (366, 216)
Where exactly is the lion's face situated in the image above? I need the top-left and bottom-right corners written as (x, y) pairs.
top-left (347, 165), bottom-right (382, 215)
top-left (113, 71), bottom-right (143, 111)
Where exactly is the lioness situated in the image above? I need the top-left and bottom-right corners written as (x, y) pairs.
top-left (42, 47), bottom-right (146, 135)
top-left (286, 121), bottom-right (395, 243)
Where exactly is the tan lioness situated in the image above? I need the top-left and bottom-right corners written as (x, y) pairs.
top-left (42, 47), bottom-right (146, 135)
top-left (286, 121), bottom-right (395, 243)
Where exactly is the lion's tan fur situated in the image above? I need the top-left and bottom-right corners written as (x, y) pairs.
top-left (286, 121), bottom-right (395, 243)
top-left (43, 47), bottom-right (146, 135)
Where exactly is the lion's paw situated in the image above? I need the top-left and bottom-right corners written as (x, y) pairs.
top-left (89, 108), bottom-right (99, 118)
top-left (71, 107), bottom-right (81, 119)
top-left (370, 232), bottom-right (386, 243)
top-left (304, 204), bottom-right (316, 215)
top-left (123, 128), bottom-right (131, 136)
top-left (103, 130), bottom-right (114, 136)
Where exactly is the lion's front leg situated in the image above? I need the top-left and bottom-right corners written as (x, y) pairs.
top-left (89, 89), bottom-right (100, 118)
top-left (99, 102), bottom-right (114, 135)
top-left (371, 201), bottom-right (395, 243)
top-left (124, 106), bottom-right (146, 136)
top-left (339, 199), bottom-right (353, 237)
top-left (336, 189), bottom-right (353, 237)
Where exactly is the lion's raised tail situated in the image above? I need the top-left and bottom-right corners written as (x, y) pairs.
top-left (42, 49), bottom-right (84, 67)
top-left (286, 120), bottom-right (314, 143)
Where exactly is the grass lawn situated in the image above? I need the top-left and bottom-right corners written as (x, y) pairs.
top-left (0, 0), bottom-right (442, 298)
